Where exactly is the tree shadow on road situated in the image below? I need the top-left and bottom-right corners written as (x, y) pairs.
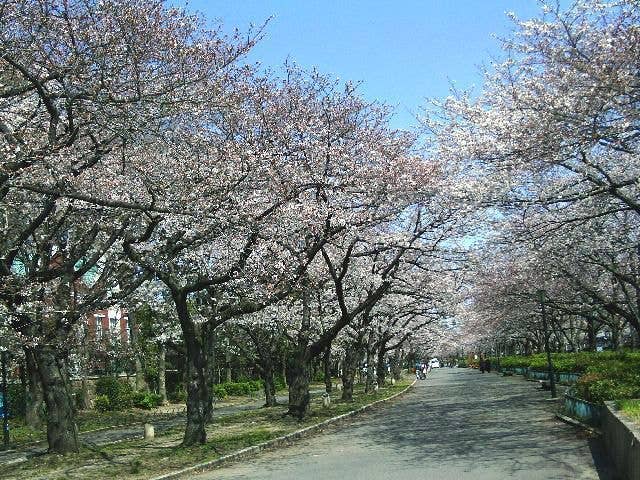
top-left (362, 369), bottom-right (616, 479)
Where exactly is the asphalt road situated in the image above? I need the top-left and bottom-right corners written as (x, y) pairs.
top-left (191, 369), bottom-right (616, 480)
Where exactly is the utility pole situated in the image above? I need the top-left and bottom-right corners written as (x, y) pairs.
top-left (1, 350), bottom-right (9, 448)
top-left (538, 290), bottom-right (557, 398)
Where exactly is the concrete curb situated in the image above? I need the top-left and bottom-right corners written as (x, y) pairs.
top-left (555, 413), bottom-right (602, 436)
top-left (150, 380), bottom-right (417, 480)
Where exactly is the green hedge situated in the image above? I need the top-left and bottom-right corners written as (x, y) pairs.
top-left (495, 351), bottom-right (640, 404)
top-left (95, 376), bottom-right (134, 411)
top-left (212, 380), bottom-right (263, 399)
top-left (132, 391), bottom-right (163, 410)
top-left (496, 351), bottom-right (640, 374)
top-left (575, 357), bottom-right (640, 404)
top-left (95, 376), bottom-right (164, 411)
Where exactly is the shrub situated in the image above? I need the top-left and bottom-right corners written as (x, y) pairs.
top-left (95, 376), bottom-right (134, 411)
top-left (213, 380), bottom-right (263, 398)
top-left (5, 383), bottom-right (25, 417)
top-left (74, 387), bottom-right (88, 410)
top-left (499, 355), bottom-right (530, 369)
top-left (94, 394), bottom-right (111, 412)
top-left (274, 375), bottom-right (286, 391)
top-left (169, 386), bottom-right (187, 403)
top-left (212, 384), bottom-right (227, 399)
top-left (574, 358), bottom-right (640, 404)
top-left (132, 391), bottom-right (163, 410)
top-left (222, 381), bottom-right (251, 396)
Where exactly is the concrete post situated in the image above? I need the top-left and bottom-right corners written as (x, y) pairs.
top-left (144, 423), bottom-right (155, 440)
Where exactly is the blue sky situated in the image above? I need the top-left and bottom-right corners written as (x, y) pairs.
top-left (183, 1), bottom-right (548, 129)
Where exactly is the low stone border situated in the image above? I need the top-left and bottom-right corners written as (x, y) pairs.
top-left (602, 401), bottom-right (640, 480)
top-left (150, 380), bottom-right (417, 480)
top-left (554, 413), bottom-right (601, 436)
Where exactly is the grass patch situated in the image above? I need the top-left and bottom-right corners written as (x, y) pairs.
top-left (616, 399), bottom-right (640, 424)
top-left (2, 378), bottom-right (411, 480)
top-left (6, 409), bottom-right (179, 447)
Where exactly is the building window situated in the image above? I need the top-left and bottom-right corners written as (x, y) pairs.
top-left (94, 314), bottom-right (104, 340)
top-left (109, 316), bottom-right (118, 336)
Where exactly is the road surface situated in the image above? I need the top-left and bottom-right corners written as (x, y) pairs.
top-left (191, 368), bottom-right (615, 480)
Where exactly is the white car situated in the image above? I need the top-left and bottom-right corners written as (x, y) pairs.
top-left (429, 358), bottom-right (441, 368)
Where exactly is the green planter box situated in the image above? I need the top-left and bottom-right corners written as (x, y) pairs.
top-left (563, 394), bottom-right (602, 427)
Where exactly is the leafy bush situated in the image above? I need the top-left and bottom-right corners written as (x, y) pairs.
top-left (222, 382), bottom-right (251, 396)
top-left (213, 380), bottom-right (263, 398)
top-left (169, 386), bottom-right (187, 403)
top-left (274, 375), bottom-right (286, 391)
top-left (94, 394), bottom-right (111, 412)
top-left (5, 383), bottom-right (25, 417)
top-left (132, 391), bottom-right (163, 410)
top-left (457, 359), bottom-right (467, 368)
top-left (212, 384), bottom-right (227, 399)
top-left (499, 356), bottom-right (531, 369)
top-left (74, 387), bottom-right (88, 410)
top-left (495, 351), bottom-right (640, 404)
top-left (95, 376), bottom-right (133, 411)
top-left (574, 358), bottom-right (640, 404)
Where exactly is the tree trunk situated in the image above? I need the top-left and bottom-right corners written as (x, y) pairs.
top-left (365, 353), bottom-right (375, 392)
top-left (24, 348), bottom-right (44, 429)
top-left (287, 349), bottom-right (311, 419)
top-left (586, 316), bottom-right (596, 351)
top-left (287, 281), bottom-right (312, 419)
top-left (376, 346), bottom-right (386, 387)
top-left (225, 349), bottom-right (232, 383)
top-left (391, 349), bottom-right (404, 380)
top-left (129, 311), bottom-right (148, 392)
top-left (364, 333), bottom-right (376, 393)
top-left (32, 345), bottom-right (79, 454)
top-left (261, 363), bottom-right (277, 407)
top-left (341, 344), bottom-right (362, 402)
top-left (323, 345), bottom-right (332, 393)
top-left (173, 293), bottom-right (213, 446)
top-left (158, 342), bottom-right (167, 405)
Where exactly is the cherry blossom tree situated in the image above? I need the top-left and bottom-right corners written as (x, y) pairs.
top-left (0, 0), bottom-right (257, 453)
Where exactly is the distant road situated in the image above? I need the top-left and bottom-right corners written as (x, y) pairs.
top-left (192, 369), bottom-right (614, 480)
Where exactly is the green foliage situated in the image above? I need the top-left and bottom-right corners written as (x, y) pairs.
top-left (6, 383), bottom-right (25, 417)
top-left (169, 386), bottom-right (187, 403)
top-left (95, 376), bottom-right (134, 411)
top-left (212, 380), bottom-right (263, 399)
top-left (74, 387), bottom-right (88, 410)
top-left (499, 355), bottom-right (531, 369)
top-left (94, 394), bottom-right (111, 412)
top-left (616, 399), bottom-right (640, 423)
top-left (274, 375), bottom-right (286, 391)
top-left (501, 351), bottom-right (640, 404)
top-left (131, 391), bottom-right (163, 410)
top-left (500, 351), bottom-right (640, 374)
top-left (574, 357), bottom-right (640, 404)
top-left (212, 384), bottom-right (227, 399)
top-left (456, 358), bottom-right (467, 368)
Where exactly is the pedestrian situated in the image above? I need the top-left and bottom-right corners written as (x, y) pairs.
top-left (479, 358), bottom-right (486, 373)
top-left (422, 363), bottom-right (428, 377)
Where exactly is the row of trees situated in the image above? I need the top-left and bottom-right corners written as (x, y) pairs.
top-left (424, 1), bottom-right (640, 354)
top-left (0, 0), bottom-right (465, 453)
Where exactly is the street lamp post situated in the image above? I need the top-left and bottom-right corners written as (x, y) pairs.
top-left (538, 290), bottom-right (557, 398)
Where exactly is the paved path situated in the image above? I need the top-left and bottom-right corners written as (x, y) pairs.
top-left (191, 369), bottom-right (615, 480)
